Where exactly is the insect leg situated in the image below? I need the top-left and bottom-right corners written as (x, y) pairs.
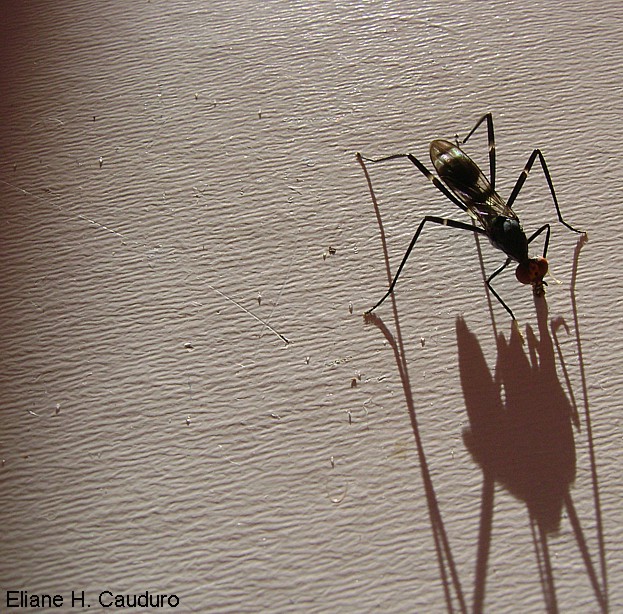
top-left (405, 154), bottom-right (469, 212)
top-left (527, 223), bottom-right (551, 258)
top-left (461, 113), bottom-right (496, 191)
top-left (507, 149), bottom-right (584, 234)
top-left (486, 258), bottom-right (516, 319)
top-left (361, 153), bottom-right (468, 212)
top-left (367, 216), bottom-right (485, 312)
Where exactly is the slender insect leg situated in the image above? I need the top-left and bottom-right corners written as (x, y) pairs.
top-left (485, 258), bottom-right (516, 319)
top-left (405, 154), bottom-right (469, 212)
top-left (461, 112), bottom-right (496, 191)
top-left (507, 149), bottom-right (584, 234)
top-left (526, 223), bottom-right (551, 258)
top-left (361, 153), bottom-right (468, 212)
top-left (367, 216), bottom-right (486, 312)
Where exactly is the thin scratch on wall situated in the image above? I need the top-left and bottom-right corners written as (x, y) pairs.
top-left (207, 283), bottom-right (290, 346)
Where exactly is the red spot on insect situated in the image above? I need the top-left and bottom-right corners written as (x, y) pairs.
top-left (515, 257), bottom-right (548, 288)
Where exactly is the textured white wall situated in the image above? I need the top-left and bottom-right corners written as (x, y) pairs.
top-left (0, 1), bottom-right (620, 612)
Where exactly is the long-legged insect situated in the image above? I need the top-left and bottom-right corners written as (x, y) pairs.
top-left (362, 113), bottom-right (585, 320)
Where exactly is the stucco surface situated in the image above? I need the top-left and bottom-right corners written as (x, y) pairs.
top-left (0, 1), bottom-right (621, 612)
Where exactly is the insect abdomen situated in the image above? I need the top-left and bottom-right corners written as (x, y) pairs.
top-left (430, 139), bottom-right (491, 203)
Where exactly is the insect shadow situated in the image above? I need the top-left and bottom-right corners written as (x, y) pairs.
top-left (456, 250), bottom-right (606, 612)
top-left (359, 113), bottom-right (586, 320)
top-left (359, 150), bottom-right (605, 611)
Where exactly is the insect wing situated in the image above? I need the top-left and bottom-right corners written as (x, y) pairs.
top-left (429, 140), bottom-right (517, 230)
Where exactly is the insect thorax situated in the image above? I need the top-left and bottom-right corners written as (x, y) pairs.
top-left (488, 216), bottom-right (529, 262)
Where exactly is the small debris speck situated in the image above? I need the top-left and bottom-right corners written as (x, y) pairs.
top-left (323, 245), bottom-right (337, 260)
